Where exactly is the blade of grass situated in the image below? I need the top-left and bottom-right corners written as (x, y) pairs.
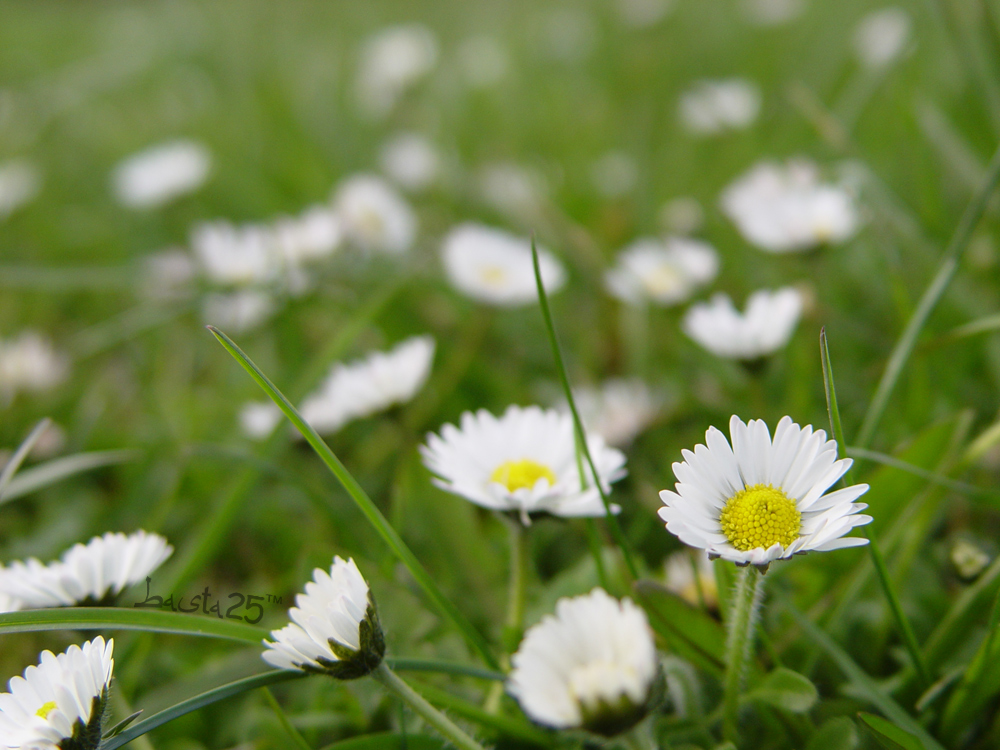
top-left (0, 450), bottom-right (138, 504)
top-left (208, 326), bottom-right (498, 671)
top-left (845, 445), bottom-right (998, 505)
top-left (530, 240), bottom-right (639, 581)
top-left (0, 418), bottom-right (51, 501)
top-left (387, 659), bottom-right (504, 682)
top-left (262, 686), bottom-right (314, 750)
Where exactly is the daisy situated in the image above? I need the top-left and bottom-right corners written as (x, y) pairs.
top-left (853, 8), bottom-right (911, 69)
top-left (141, 249), bottom-right (197, 301)
top-left (299, 336), bottom-right (435, 435)
top-left (508, 588), bottom-right (658, 736)
top-left (561, 378), bottom-right (663, 448)
top-left (440, 223), bottom-right (566, 306)
top-left (191, 220), bottom-right (281, 287)
top-left (679, 79), bottom-right (761, 136)
top-left (0, 637), bottom-right (114, 750)
top-left (331, 174), bottom-right (417, 255)
top-left (0, 160), bottom-right (41, 220)
top-left (111, 140), bottom-right (211, 209)
top-left (379, 132), bottom-right (440, 192)
top-left (659, 415), bottom-right (871, 569)
top-left (721, 159), bottom-right (860, 253)
top-left (263, 556), bottom-right (385, 679)
top-left (420, 405), bottom-right (627, 524)
top-left (273, 205), bottom-right (342, 265)
top-left (355, 24), bottom-right (438, 118)
top-left (605, 237), bottom-right (719, 306)
top-left (682, 287), bottom-right (803, 361)
top-left (0, 531), bottom-right (173, 608)
top-left (0, 332), bottom-right (69, 404)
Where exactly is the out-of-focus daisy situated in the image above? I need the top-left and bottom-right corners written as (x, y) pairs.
top-left (356, 24), bottom-right (438, 118)
top-left (263, 556), bottom-right (384, 678)
top-left (379, 133), bottom-right (440, 192)
top-left (508, 589), bottom-right (658, 735)
top-left (679, 79), bottom-right (761, 135)
top-left (742, 0), bottom-right (804, 26)
top-left (111, 140), bottom-right (211, 209)
top-left (202, 290), bottom-right (277, 334)
top-left (0, 531), bottom-right (173, 608)
top-left (590, 151), bottom-right (638, 198)
top-left (0, 160), bottom-right (41, 219)
top-left (562, 378), bottom-right (663, 448)
top-left (0, 593), bottom-right (22, 614)
top-left (659, 415), bottom-right (872, 570)
top-left (240, 400), bottom-right (283, 440)
top-left (617, 0), bottom-right (674, 28)
top-left (605, 237), bottom-right (719, 307)
top-left (0, 637), bottom-right (114, 750)
top-left (457, 35), bottom-right (509, 88)
top-left (332, 174), bottom-right (417, 255)
top-left (853, 8), bottom-right (911, 69)
top-left (191, 220), bottom-right (281, 286)
top-left (664, 549), bottom-right (718, 610)
top-left (682, 287), bottom-right (803, 361)
top-left (141, 249), bottom-right (197, 301)
top-left (659, 197), bottom-right (704, 236)
top-left (721, 159), bottom-right (860, 253)
top-left (300, 336), bottom-right (435, 435)
top-left (421, 405), bottom-right (627, 524)
top-left (478, 162), bottom-right (548, 222)
top-left (0, 332), bottom-right (70, 404)
top-left (273, 205), bottom-right (342, 265)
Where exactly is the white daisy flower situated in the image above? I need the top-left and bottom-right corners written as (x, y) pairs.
top-left (420, 405), bottom-right (627, 524)
top-left (332, 174), bottom-right (417, 255)
top-left (508, 588), bottom-right (658, 735)
top-left (721, 159), bottom-right (860, 253)
top-left (0, 637), bottom-right (114, 750)
top-left (440, 223), bottom-right (566, 307)
top-left (141, 249), bottom-right (197, 301)
top-left (659, 415), bottom-right (872, 569)
top-left (111, 140), bottom-right (211, 209)
top-left (300, 336), bottom-right (435, 435)
top-left (562, 378), bottom-right (663, 448)
top-left (0, 531), bottom-right (173, 608)
top-left (202, 290), bottom-right (278, 334)
top-left (379, 133), bottom-right (440, 192)
top-left (853, 8), bottom-right (911, 69)
top-left (664, 549), bottom-right (718, 610)
top-left (0, 593), bottom-right (22, 614)
top-left (679, 79), bottom-right (761, 136)
top-left (262, 556), bottom-right (384, 679)
top-left (355, 24), bottom-right (438, 118)
top-left (0, 160), bottom-right (41, 220)
top-left (605, 237), bottom-right (719, 307)
top-left (682, 287), bottom-right (803, 361)
top-left (191, 220), bottom-right (281, 287)
top-left (273, 205), bottom-right (342, 265)
top-left (0, 332), bottom-right (70, 405)
top-left (239, 400), bottom-right (283, 440)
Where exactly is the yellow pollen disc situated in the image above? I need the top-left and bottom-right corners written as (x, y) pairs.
top-left (36, 701), bottom-right (58, 719)
top-left (490, 459), bottom-right (556, 492)
top-left (480, 266), bottom-right (506, 285)
top-left (719, 483), bottom-right (801, 552)
top-left (641, 264), bottom-right (682, 297)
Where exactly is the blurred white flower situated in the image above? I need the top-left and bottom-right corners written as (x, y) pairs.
top-left (441, 223), bottom-right (565, 306)
top-left (191, 220), bottom-right (281, 286)
top-left (300, 336), bottom-right (435, 435)
top-left (664, 549), bottom-right (718, 609)
top-left (141, 248), bottom-right (197, 301)
top-left (332, 174), bottom-right (417, 255)
top-left (683, 287), bottom-right (803, 361)
top-left (605, 237), bottom-right (719, 306)
top-left (111, 140), bottom-right (210, 209)
top-left (542, 8), bottom-right (598, 64)
top-left (421, 405), bottom-right (626, 524)
top-left (721, 159), bottom-right (860, 252)
top-left (478, 162), bottom-right (548, 221)
top-left (618, 0), bottom-right (674, 28)
top-left (0, 592), bottom-right (21, 614)
top-left (0, 531), bottom-right (173, 608)
top-left (356, 24), bottom-right (438, 118)
top-left (0, 332), bottom-right (69, 404)
top-left (508, 589), bottom-right (657, 735)
top-left (562, 378), bottom-right (662, 447)
top-left (659, 197), bottom-right (704, 235)
top-left (854, 8), bottom-right (911, 69)
top-left (380, 132), bottom-right (440, 191)
top-left (240, 400), bottom-right (283, 440)
top-left (0, 637), bottom-right (114, 750)
top-left (0, 160), bottom-right (41, 219)
top-left (742, 0), bottom-right (805, 26)
top-left (273, 205), bottom-right (342, 265)
top-left (679, 79), bottom-right (761, 135)
top-left (263, 556), bottom-right (384, 677)
top-left (457, 35), bottom-right (509, 87)
top-left (590, 151), bottom-right (638, 198)
top-left (202, 290), bottom-right (277, 333)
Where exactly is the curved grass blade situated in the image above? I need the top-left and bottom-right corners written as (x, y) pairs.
top-left (388, 658), bottom-right (504, 682)
top-left (262, 686), bottom-right (313, 750)
top-left (207, 326), bottom-right (499, 671)
top-left (845, 446), bottom-right (998, 505)
top-left (0, 418), bottom-right (51, 501)
top-left (0, 450), bottom-right (138, 504)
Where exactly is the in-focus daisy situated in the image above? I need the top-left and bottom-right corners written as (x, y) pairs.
top-left (682, 287), bottom-right (803, 361)
top-left (263, 556), bottom-right (385, 679)
top-left (561, 378), bottom-right (663, 448)
top-left (0, 637), bottom-right (114, 750)
top-left (721, 159), bottom-right (860, 253)
top-left (605, 237), bottom-right (719, 306)
top-left (355, 24), bottom-right (438, 118)
top-left (0, 160), bottom-right (41, 220)
top-left (664, 549), bottom-right (718, 610)
top-left (0, 531), bottom-right (173, 608)
top-left (659, 416), bottom-right (872, 570)
top-left (853, 7), bottom-right (911, 69)
top-left (421, 405), bottom-right (627, 524)
top-left (441, 223), bottom-right (565, 306)
top-left (332, 174), bottom-right (416, 255)
top-left (380, 132), bottom-right (440, 192)
top-left (679, 79), bottom-right (761, 136)
top-left (0, 332), bottom-right (69, 405)
top-left (111, 140), bottom-right (211, 209)
top-left (508, 589), bottom-right (658, 736)
top-left (299, 336), bottom-right (435, 435)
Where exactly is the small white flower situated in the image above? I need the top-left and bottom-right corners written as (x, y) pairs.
top-left (659, 415), bottom-right (872, 569)
top-left (679, 79), bottom-right (761, 135)
top-left (721, 159), bottom-right (860, 253)
top-left (0, 531), bottom-right (173, 608)
top-left (457, 35), bottom-right (509, 88)
top-left (191, 220), bottom-right (281, 286)
top-left (332, 174), bottom-right (417, 255)
top-left (0, 161), bottom-right (41, 220)
top-left (240, 400), bottom-right (283, 440)
top-left (441, 223), bottom-right (566, 307)
top-left (300, 336), bottom-right (435, 435)
top-left (682, 287), bottom-right (803, 361)
top-left (605, 237), bottom-right (719, 306)
top-left (0, 332), bottom-right (69, 404)
top-left (356, 24), bottom-right (438, 118)
top-left (562, 379), bottom-right (662, 448)
top-left (854, 8), bottom-right (911, 69)
top-left (0, 637), bottom-right (114, 750)
top-left (590, 152), bottom-right (638, 198)
top-left (263, 556), bottom-right (384, 678)
top-left (202, 290), bottom-right (277, 333)
top-left (421, 405), bottom-right (626, 524)
top-left (380, 133), bottom-right (440, 192)
top-left (273, 205), bottom-right (342, 265)
top-left (508, 589), bottom-right (658, 735)
top-left (664, 549), bottom-right (718, 609)
top-left (111, 140), bottom-right (211, 209)
top-left (742, 0), bottom-right (804, 26)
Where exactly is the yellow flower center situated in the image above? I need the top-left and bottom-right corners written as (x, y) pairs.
top-left (36, 701), bottom-right (58, 719)
top-left (480, 266), bottom-right (507, 285)
top-left (641, 263), bottom-right (683, 297)
top-left (490, 459), bottom-right (556, 492)
top-left (719, 483), bottom-right (801, 551)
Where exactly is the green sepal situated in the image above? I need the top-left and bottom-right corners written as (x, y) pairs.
top-left (300, 597), bottom-right (386, 680)
top-left (59, 689), bottom-right (108, 750)
top-left (580, 663), bottom-right (665, 738)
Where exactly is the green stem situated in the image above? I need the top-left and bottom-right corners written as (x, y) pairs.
top-left (723, 566), bottom-right (763, 745)
top-left (584, 519), bottom-right (610, 590)
top-left (503, 515), bottom-right (528, 646)
top-left (262, 686), bottom-right (313, 750)
top-left (371, 663), bottom-right (487, 750)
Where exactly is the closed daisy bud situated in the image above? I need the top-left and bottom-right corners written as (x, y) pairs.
top-left (263, 557), bottom-right (385, 679)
